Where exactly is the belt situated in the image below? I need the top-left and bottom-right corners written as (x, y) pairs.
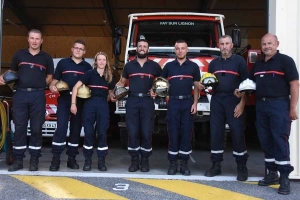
top-left (259, 96), bottom-right (289, 101)
top-left (59, 91), bottom-right (72, 95)
top-left (169, 95), bottom-right (192, 99)
top-left (129, 93), bottom-right (149, 97)
top-left (17, 87), bottom-right (44, 91)
top-left (214, 92), bottom-right (233, 95)
top-left (91, 95), bottom-right (106, 99)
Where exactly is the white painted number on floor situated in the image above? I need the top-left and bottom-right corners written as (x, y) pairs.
top-left (113, 183), bottom-right (129, 191)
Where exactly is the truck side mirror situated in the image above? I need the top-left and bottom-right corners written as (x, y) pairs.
top-left (232, 29), bottom-right (241, 48)
top-left (115, 27), bottom-right (123, 36)
top-left (113, 27), bottom-right (123, 56)
top-left (113, 37), bottom-right (121, 56)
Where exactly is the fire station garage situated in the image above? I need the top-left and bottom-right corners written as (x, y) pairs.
top-left (0, 0), bottom-right (299, 181)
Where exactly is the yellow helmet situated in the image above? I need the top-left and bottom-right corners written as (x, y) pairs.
top-left (55, 80), bottom-right (69, 91)
top-left (77, 84), bottom-right (91, 98)
top-left (200, 73), bottom-right (218, 88)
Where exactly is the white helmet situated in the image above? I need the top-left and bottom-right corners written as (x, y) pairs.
top-left (239, 78), bottom-right (256, 94)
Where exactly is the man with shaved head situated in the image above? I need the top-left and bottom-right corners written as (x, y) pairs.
top-left (249, 33), bottom-right (299, 195)
top-left (160, 39), bottom-right (202, 176)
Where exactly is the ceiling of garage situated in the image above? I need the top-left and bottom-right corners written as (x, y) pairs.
top-left (2, 0), bottom-right (267, 39)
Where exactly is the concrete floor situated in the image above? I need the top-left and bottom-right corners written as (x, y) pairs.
top-left (0, 136), bottom-right (266, 180)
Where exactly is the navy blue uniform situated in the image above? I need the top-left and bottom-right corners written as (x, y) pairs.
top-left (249, 51), bottom-right (298, 174)
top-left (80, 69), bottom-right (115, 158)
top-left (161, 59), bottom-right (200, 161)
top-left (123, 59), bottom-right (161, 157)
top-left (11, 49), bottom-right (54, 159)
top-left (51, 57), bottom-right (92, 157)
top-left (208, 54), bottom-right (248, 164)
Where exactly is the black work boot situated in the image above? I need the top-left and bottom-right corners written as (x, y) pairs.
top-left (49, 155), bottom-right (61, 171)
top-left (67, 156), bottom-right (79, 169)
top-left (128, 156), bottom-right (140, 172)
top-left (204, 162), bottom-right (221, 177)
top-left (278, 173), bottom-right (290, 195)
top-left (167, 160), bottom-right (178, 175)
top-left (140, 156), bottom-right (150, 172)
top-left (29, 157), bottom-right (39, 171)
top-left (98, 157), bottom-right (107, 171)
top-left (8, 159), bottom-right (23, 172)
top-left (180, 160), bottom-right (191, 176)
top-left (258, 170), bottom-right (279, 186)
top-left (237, 164), bottom-right (248, 181)
top-left (83, 158), bottom-right (92, 171)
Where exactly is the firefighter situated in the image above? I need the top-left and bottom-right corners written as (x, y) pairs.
top-left (160, 39), bottom-right (203, 176)
top-left (49, 39), bottom-right (92, 171)
top-left (110, 39), bottom-right (161, 172)
top-left (71, 52), bottom-right (114, 171)
top-left (0, 29), bottom-right (54, 171)
top-left (248, 33), bottom-right (299, 195)
top-left (204, 35), bottom-right (249, 181)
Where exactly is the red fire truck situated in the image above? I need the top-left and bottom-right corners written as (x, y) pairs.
top-left (112, 12), bottom-right (260, 148)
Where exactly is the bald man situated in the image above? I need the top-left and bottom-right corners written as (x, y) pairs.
top-left (249, 33), bottom-right (299, 195)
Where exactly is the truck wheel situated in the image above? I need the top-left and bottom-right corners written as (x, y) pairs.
top-left (119, 127), bottom-right (128, 150)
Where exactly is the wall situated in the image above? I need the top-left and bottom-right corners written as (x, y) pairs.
top-left (268, 0), bottom-right (300, 179)
top-left (0, 35), bottom-right (126, 73)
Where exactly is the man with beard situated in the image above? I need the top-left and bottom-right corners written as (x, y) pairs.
top-left (160, 39), bottom-right (202, 176)
top-left (249, 33), bottom-right (298, 195)
top-left (111, 39), bottom-right (161, 172)
top-left (204, 35), bottom-right (249, 181)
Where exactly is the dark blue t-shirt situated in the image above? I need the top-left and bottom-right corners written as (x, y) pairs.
top-left (249, 51), bottom-right (299, 98)
top-left (80, 68), bottom-right (115, 98)
top-left (161, 59), bottom-right (200, 96)
top-left (122, 59), bottom-right (162, 93)
top-left (208, 54), bottom-right (248, 94)
top-left (53, 57), bottom-right (92, 90)
top-left (11, 49), bottom-right (54, 88)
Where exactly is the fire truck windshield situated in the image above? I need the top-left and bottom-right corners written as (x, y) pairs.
top-left (129, 20), bottom-right (221, 48)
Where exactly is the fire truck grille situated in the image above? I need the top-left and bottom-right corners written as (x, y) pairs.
top-left (49, 114), bottom-right (57, 118)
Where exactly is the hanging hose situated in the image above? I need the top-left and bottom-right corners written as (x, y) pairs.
top-left (0, 101), bottom-right (7, 150)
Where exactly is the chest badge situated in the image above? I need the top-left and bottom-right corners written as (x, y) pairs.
top-left (260, 75), bottom-right (264, 77)
top-left (141, 75), bottom-right (144, 78)
top-left (180, 77), bottom-right (183, 80)
top-left (30, 64), bottom-right (34, 69)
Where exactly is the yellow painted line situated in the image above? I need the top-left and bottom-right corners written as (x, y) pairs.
top-left (128, 179), bottom-right (262, 200)
top-left (245, 181), bottom-right (280, 189)
top-left (12, 175), bottom-right (127, 200)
